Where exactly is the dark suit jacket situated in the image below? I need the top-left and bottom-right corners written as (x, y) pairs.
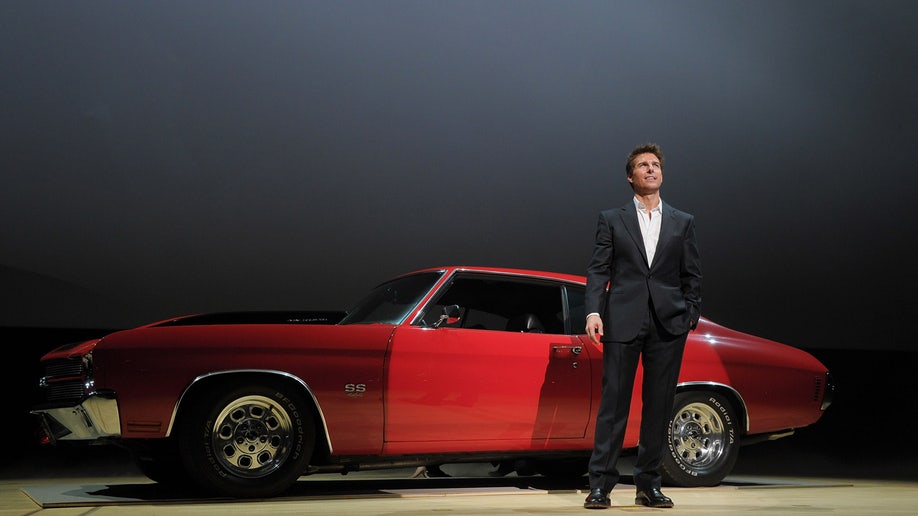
top-left (585, 200), bottom-right (702, 341)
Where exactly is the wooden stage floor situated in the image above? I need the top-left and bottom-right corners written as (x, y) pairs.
top-left (4, 441), bottom-right (917, 515)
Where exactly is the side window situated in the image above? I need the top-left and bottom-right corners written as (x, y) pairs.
top-left (416, 274), bottom-right (565, 334)
top-left (564, 285), bottom-right (586, 335)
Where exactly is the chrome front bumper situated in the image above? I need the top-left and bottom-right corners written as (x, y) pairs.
top-left (31, 391), bottom-right (121, 443)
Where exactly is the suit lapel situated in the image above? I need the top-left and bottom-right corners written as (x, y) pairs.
top-left (619, 202), bottom-right (650, 268)
top-left (650, 202), bottom-right (676, 271)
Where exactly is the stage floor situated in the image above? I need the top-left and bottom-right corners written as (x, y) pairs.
top-left (5, 463), bottom-right (916, 516)
top-left (6, 431), bottom-right (918, 516)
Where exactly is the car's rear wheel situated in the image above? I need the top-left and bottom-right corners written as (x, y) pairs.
top-left (177, 380), bottom-right (315, 498)
top-left (662, 391), bottom-right (739, 487)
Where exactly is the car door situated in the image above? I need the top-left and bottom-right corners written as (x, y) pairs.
top-left (383, 274), bottom-right (592, 449)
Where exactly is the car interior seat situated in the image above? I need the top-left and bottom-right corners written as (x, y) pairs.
top-left (505, 313), bottom-right (545, 333)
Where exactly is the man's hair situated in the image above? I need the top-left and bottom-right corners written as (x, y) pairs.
top-left (625, 143), bottom-right (664, 177)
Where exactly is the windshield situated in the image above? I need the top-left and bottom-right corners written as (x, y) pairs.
top-left (339, 271), bottom-right (443, 325)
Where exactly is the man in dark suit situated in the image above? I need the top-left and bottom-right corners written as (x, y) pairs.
top-left (583, 143), bottom-right (702, 509)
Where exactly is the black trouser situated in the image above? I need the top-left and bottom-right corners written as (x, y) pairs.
top-left (588, 306), bottom-right (687, 493)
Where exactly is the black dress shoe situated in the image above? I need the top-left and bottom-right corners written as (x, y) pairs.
top-left (635, 488), bottom-right (673, 508)
top-left (584, 488), bottom-right (611, 509)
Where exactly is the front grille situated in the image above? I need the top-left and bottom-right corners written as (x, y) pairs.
top-left (40, 357), bottom-right (87, 403)
top-left (46, 382), bottom-right (86, 402)
top-left (45, 359), bottom-right (83, 379)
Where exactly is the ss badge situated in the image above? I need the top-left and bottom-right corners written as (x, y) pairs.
top-left (344, 383), bottom-right (366, 397)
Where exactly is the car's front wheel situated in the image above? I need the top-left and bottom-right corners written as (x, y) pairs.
top-left (662, 391), bottom-right (739, 487)
top-left (177, 380), bottom-right (316, 498)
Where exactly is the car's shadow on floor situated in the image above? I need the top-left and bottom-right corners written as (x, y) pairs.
top-left (31, 469), bottom-right (821, 509)
top-left (81, 473), bottom-right (591, 501)
top-left (26, 473), bottom-right (590, 508)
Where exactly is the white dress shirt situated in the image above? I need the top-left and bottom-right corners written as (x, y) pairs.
top-left (634, 196), bottom-right (663, 267)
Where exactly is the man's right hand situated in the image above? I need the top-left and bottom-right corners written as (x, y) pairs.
top-left (586, 314), bottom-right (603, 344)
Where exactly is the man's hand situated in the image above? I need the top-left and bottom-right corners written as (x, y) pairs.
top-left (586, 314), bottom-right (603, 344)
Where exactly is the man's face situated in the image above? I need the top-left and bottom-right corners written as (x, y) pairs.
top-left (628, 152), bottom-right (663, 194)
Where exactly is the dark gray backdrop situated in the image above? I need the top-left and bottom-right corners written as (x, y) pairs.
top-left (3, 0), bottom-right (916, 352)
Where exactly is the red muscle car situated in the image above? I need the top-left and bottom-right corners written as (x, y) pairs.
top-left (31, 266), bottom-right (833, 498)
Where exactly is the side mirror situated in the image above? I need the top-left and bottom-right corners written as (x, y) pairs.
top-left (434, 304), bottom-right (461, 328)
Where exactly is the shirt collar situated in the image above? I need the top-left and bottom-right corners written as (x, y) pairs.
top-left (634, 196), bottom-right (663, 214)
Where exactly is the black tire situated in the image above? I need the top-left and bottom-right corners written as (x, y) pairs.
top-left (662, 391), bottom-right (739, 487)
top-left (176, 380), bottom-right (316, 498)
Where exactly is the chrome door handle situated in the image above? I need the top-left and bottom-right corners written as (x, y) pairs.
top-left (552, 345), bottom-right (583, 356)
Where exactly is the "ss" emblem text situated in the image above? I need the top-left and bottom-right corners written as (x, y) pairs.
top-left (344, 383), bottom-right (366, 396)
